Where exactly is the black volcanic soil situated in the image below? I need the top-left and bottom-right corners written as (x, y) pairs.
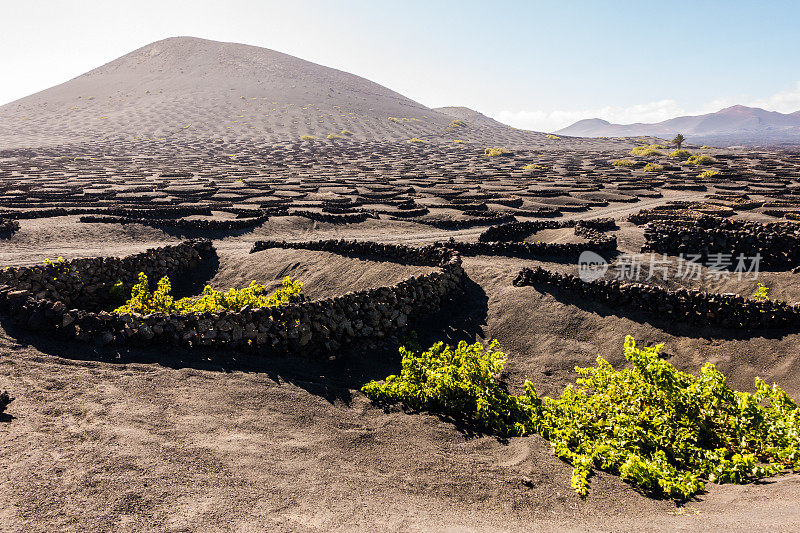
top-left (2, 136), bottom-right (800, 532)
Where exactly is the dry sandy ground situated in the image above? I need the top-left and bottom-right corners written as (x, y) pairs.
top-left (3, 207), bottom-right (800, 532)
top-left (1, 36), bottom-right (800, 528)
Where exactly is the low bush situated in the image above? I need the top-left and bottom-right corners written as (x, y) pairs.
top-left (644, 162), bottom-right (664, 172)
top-left (485, 147), bottom-right (511, 157)
top-left (300, 135), bottom-right (316, 141)
top-left (453, 139), bottom-right (465, 144)
top-left (327, 134), bottom-right (342, 139)
top-left (409, 138), bottom-right (425, 144)
top-left (686, 154), bottom-right (717, 166)
top-left (363, 336), bottom-right (800, 500)
top-left (699, 169), bottom-right (721, 178)
top-left (754, 282), bottom-right (770, 302)
top-left (545, 134), bottom-right (561, 140)
top-left (449, 120), bottom-right (467, 128)
top-left (524, 163), bottom-right (547, 170)
top-left (114, 273), bottom-right (303, 314)
top-left (631, 145), bottom-right (664, 157)
top-left (612, 159), bottom-right (635, 167)
top-left (340, 129), bottom-right (354, 135)
top-left (670, 149), bottom-right (693, 160)
top-left (362, 337), bottom-right (533, 437)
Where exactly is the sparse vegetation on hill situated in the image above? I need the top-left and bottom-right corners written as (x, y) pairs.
top-left (670, 149), bottom-right (692, 160)
top-left (545, 134), bottom-right (561, 140)
top-left (485, 147), bottom-right (511, 157)
top-left (340, 129), bottom-right (354, 136)
top-left (643, 162), bottom-right (663, 172)
top-left (686, 154), bottom-right (717, 166)
top-left (453, 139), bottom-right (465, 144)
top-left (326, 134), bottom-right (342, 139)
top-left (612, 159), bottom-right (635, 167)
top-left (631, 145), bottom-right (664, 157)
top-left (523, 163), bottom-right (547, 170)
top-left (699, 169), bottom-right (721, 178)
top-left (114, 273), bottom-right (302, 314)
top-left (449, 120), bottom-right (467, 128)
top-left (363, 336), bottom-right (800, 501)
top-left (409, 138), bottom-right (425, 144)
top-left (300, 135), bottom-right (316, 141)
top-left (754, 282), bottom-right (770, 302)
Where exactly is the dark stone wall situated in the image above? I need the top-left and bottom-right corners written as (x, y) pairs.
top-left (0, 239), bottom-right (465, 357)
top-left (79, 213), bottom-right (270, 230)
top-left (642, 217), bottom-right (800, 268)
top-left (478, 218), bottom-right (616, 243)
top-left (513, 266), bottom-right (798, 329)
top-left (0, 240), bottom-right (212, 308)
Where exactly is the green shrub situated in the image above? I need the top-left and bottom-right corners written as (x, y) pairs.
top-left (612, 159), bottom-right (635, 167)
top-left (449, 120), bottom-right (467, 128)
top-left (643, 162), bottom-right (663, 172)
top-left (453, 139), bottom-right (465, 144)
top-left (670, 149), bottom-right (692, 160)
top-left (485, 147), bottom-right (511, 157)
top-left (363, 336), bottom-right (800, 500)
top-left (631, 146), bottom-right (664, 157)
top-left (699, 169), bottom-right (721, 178)
top-left (686, 155), bottom-right (717, 166)
top-left (340, 129), bottom-right (354, 136)
top-left (326, 134), bottom-right (342, 139)
top-left (409, 138), bottom-right (425, 144)
top-left (753, 282), bottom-right (770, 302)
top-left (300, 135), bottom-right (316, 141)
top-left (362, 337), bottom-right (535, 437)
top-left (545, 134), bottom-right (561, 140)
top-left (523, 163), bottom-right (546, 170)
top-left (114, 273), bottom-right (302, 314)
top-left (388, 117), bottom-right (401, 123)
top-left (109, 279), bottom-right (126, 305)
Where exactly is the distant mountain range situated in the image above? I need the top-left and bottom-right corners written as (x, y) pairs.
top-left (556, 105), bottom-right (800, 146)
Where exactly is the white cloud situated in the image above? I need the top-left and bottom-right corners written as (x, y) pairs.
top-left (496, 82), bottom-right (800, 132)
top-left (496, 100), bottom-right (687, 133)
top-left (748, 81), bottom-right (800, 112)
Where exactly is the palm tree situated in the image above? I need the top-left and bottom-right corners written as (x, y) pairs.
top-left (672, 133), bottom-right (685, 150)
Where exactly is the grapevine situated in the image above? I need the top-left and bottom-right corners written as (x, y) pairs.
top-left (362, 336), bottom-right (800, 500)
top-left (113, 272), bottom-right (303, 314)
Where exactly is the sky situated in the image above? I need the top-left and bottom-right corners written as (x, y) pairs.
top-left (2, 0), bottom-right (800, 132)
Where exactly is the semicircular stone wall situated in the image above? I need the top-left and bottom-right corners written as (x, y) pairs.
top-left (0, 239), bottom-right (464, 357)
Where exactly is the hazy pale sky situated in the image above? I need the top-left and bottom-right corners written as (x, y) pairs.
top-left (2, 0), bottom-right (800, 131)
